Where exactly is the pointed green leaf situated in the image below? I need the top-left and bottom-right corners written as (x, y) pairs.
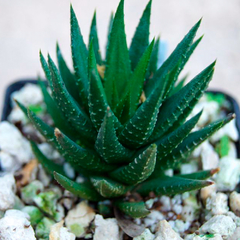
top-left (70, 5), bottom-right (89, 108)
top-left (146, 36), bottom-right (160, 78)
top-left (155, 114), bottom-right (234, 172)
top-left (150, 61), bottom-right (215, 142)
top-left (164, 35), bottom-right (204, 98)
top-left (40, 51), bottom-right (52, 87)
top-left (54, 172), bottom-right (103, 201)
top-left (177, 168), bottom-right (219, 180)
top-left (47, 55), bottom-right (96, 144)
top-left (109, 144), bottom-right (157, 185)
top-left (88, 41), bottom-right (108, 130)
top-left (118, 74), bottom-right (166, 148)
top-left (30, 141), bottom-right (65, 177)
top-left (128, 39), bottom-right (154, 116)
top-left (90, 176), bottom-right (131, 198)
top-left (155, 111), bottom-right (202, 161)
top-left (129, 0), bottom-right (152, 70)
top-left (54, 128), bottom-right (116, 173)
top-left (136, 176), bottom-right (213, 196)
top-left (89, 11), bottom-right (102, 65)
top-left (15, 100), bottom-right (62, 150)
top-left (105, 12), bottom-right (114, 62)
top-left (169, 74), bottom-right (188, 97)
top-left (145, 19), bottom-right (201, 97)
top-left (104, 0), bottom-right (131, 108)
top-left (115, 200), bottom-right (150, 218)
top-left (95, 108), bottom-right (135, 164)
top-left (56, 43), bottom-right (81, 103)
top-left (38, 80), bottom-right (76, 140)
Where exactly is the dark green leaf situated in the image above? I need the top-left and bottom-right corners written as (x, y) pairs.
top-left (109, 144), bottom-right (157, 185)
top-left (145, 19), bottom-right (201, 97)
top-left (146, 36), bottom-right (160, 78)
top-left (30, 141), bottom-right (65, 177)
top-left (169, 74), bottom-right (188, 97)
top-left (156, 114), bottom-right (234, 172)
top-left (70, 5), bottom-right (89, 109)
top-left (48, 55), bottom-right (96, 144)
top-left (90, 176), bottom-right (131, 198)
top-left (150, 61), bottom-right (215, 142)
top-left (155, 111), bottom-right (202, 161)
top-left (89, 11), bottom-right (102, 65)
top-left (54, 172), bottom-right (103, 201)
top-left (95, 108), bottom-right (135, 164)
top-left (129, 0), bottom-right (152, 70)
top-left (136, 176), bottom-right (213, 196)
top-left (104, 0), bottom-right (131, 108)
top-left (54, 128), bottom-right (116, 173)
top-left (56, 43), bottom-right (81, 103)
top-left (177, 168), bottom-right (219, 180)
top-left (118, 73), bottom-right (166, 148)
top-left (115, 200), bottom-right (150, 218)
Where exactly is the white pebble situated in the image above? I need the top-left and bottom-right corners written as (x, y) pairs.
top-left (215, 157), bottom-right (240, 191)
top-left (0, 209), bottom-right (36, 240)
top-left (155, 220), bottom-right (183, 240)
top-left (133, 229), bottom-right (154, 240)
top-left (0, 122), bottom-right (32, 172)
top-left (49, 220), bottom-right (75, 240)
top-left (11, 83), bottom-right (43, 106)
top-left (228, 227), bottom-right (240, 240)
top-left (200, 184), bottom-right (217, 202)
top-left (93, 215), bottom-right (119, 240)
top-left (206, 193), bottom-right (229, 215)
top-left (160, 196), bottom-right (171, 211)
top-left (181, 205), bottom-right (198, 222)
top-left (0, 174), bottom-right (16, 211)
top-left (199, 215), bottom-right (236, 236)
top-left (65, 201), bottom-right (95, 238)
top-left (230, 192), bottom-right (240, 215)
top-left (200, 141), bottom-right (219, 170)
top-left (144, 210), bottom-right (165, 232)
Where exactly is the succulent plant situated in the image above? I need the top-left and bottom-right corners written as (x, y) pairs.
top-left (17, 0), bottom-right (234, 219)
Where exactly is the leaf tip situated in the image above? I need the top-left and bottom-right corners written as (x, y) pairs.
top-left (211, 168), bottom-right (220, 176)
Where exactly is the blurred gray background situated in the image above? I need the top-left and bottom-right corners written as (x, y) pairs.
top-left (0, 0), bottom-right (240, 112)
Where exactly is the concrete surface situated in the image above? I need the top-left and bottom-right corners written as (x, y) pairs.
top-left (0, 0), bottom-right (240, 114)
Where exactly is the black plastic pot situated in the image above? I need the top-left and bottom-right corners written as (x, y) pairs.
top-left (2, 79), bottom-right (240, 156)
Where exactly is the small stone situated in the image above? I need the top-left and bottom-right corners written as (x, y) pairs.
top-left (144, 210), bottom-right (165, 232)
top-left (65, 201), bottom-right (95, 238)
top-left (11, 83), bottom-right (43, 106)
top-left (200, 184), bottom-right (217, 202)
top-left (206, 193), bottom-right (229, 215)
top-left (225, 212), bottom-right (240, 227)
top-left (160, 196), bottom-right (171, 211)
top-left (155, 220), bottom-right (183, 240)
top-left (0, 122), bottom-right (32, 172)
top-left (200, 141), bottom-right (219, 170)
top-left (193, 234), bottom-right (223, 240)
top-left (174, 220), bottom-right (191, 233)
top-left (0, 174), bottom-right (16, 211)
top-left (181, 205), bottom-right (198, 222)
top-left (63, 162), bottom-right (75, 179)
top-left (22, 206), bottom-right (44, 226)
top-left (35, 217), bottom-right (55, 239)
top-left (94, 215), bottom-right (119, 240)
top-left (49, 220), bottom-right (76, 240)
top-left (215, 157), bottom-right (240, 191)
top-left (21, 180), bottom-right (44, 204)
top-left (37, 164), bottom-right (51, 187)
top-left (230, 192), bottom-right (240, 216)
top-left (180, 162), bottom-right (199, 175)
top-left (133, 228), bottom-right (154, 240)
top-left (33, 190), bottom-right (63, 222)
top-left (61, 190), bottom-right (76, 210)
top-left (8, 106), bottom-right (27, 124)
top-left (38, 142), bottom-right (62, 161)
top-left (0, 209), bottom-right (36, 240)
top-left (228, 227), bottom-right (240, 240)
top-left (199, 215), bottom-right (236, 236)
